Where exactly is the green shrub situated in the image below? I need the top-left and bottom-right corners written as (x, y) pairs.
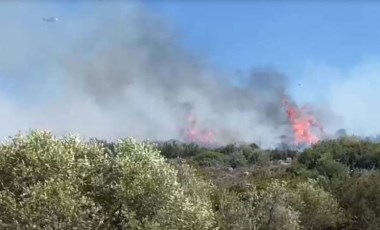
top-left (215, 188), bottom-right (261, 230)
top-left (157, 141), bottom-right (185, 158)
top-left (296, 151), bottom-right (349, 179)
top-left (257, 180), bottom-right (301, 230)
top-left (292, 179), bottom-right (346, 230)
top-left (216, 178), bottom-right (344, 230)
top-left (330, 170), bottom-right (380, 229)
top-left (192, 150), bottom-right (226, 167)
top-left (0, 130), bottom-right (108, 229)
top-left (300, 138), bottom-right (380, 170)
top-left (215, 180), bottom-right (301, 230)
top-left (216, 144), bottom-right (238, 155)
top-left (242, 148), bottom-right (265, 165)
top-left (226, 151), bottom-right (247, 168)
top-left (0, 130), bottom-right (217, 229)
top-left (157, 141), bottom-right (203, 159)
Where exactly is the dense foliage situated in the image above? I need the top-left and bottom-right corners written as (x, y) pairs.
top-left (1, 130), bottom-right (380, 229)
top-left (0, 131), bottom-right (216, 229)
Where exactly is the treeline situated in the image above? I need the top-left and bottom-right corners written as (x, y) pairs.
top-left (156, 141), bottom-right (297, 168)
top-left (1, 131), bottom-right (380, 229)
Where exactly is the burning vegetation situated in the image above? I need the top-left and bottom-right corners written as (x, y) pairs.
top-left (282, 95), bottom-right (325, 146)
top-left (183, 112), bottom-right (216, 146)
top-left (181, 95), bottom-right (325, 149)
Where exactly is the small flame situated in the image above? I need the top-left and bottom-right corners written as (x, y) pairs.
top-left (282, 95), bottom-right (324, 146)
top-left (183, 112), bottom-right (216, 146)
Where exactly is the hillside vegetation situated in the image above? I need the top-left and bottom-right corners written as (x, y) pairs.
top-left (1, 130), bottom-right (380, 229)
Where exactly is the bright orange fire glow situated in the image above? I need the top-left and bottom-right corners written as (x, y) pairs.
top-left (184, 113), bottom-right (216, 146)
top-left (282, 95), bottom-right (324, 145)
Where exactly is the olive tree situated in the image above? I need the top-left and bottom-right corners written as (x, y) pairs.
top-left (0, 130), bottom-right (217, 230)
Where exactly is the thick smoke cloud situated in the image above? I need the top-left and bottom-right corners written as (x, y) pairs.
top-left (0, 3), bottom-right (306, 146)
top-left (62, 6), bottom-right (291, 145)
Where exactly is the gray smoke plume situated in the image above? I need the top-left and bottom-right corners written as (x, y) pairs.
top-left (61, 11), bottom-right (291, 146)
top-left (0, 2), bottom-right (302, 146)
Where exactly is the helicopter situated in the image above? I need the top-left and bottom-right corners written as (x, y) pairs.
top-left (43, 17), bottom-right (59, 23)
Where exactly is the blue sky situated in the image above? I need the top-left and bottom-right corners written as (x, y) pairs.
top-left (144, 2), bottom-right (380, 102)
top-left (145, 2), bottom-right (379, 69)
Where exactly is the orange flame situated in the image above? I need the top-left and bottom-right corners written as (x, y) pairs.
top-left (282, 95), bottom-right (324, 145)
top-left (183, 113), bottom-right (216, 146)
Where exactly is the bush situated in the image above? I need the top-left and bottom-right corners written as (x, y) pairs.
top-left (0, 131), bottom-right (107, 229)
top-left (215, 181), bottom-right (301, 230)
top-left (216, 144), bottom-right (239, 155)
top-left (157, 140), bottom-right (185, 158)
top-left (269, 145), bottom-right (298, 161)
top-left (315, 153), bottom-right (349, 179)
top-left (215, 188), bottom-right (261, 230)
top-left (296, 151), bottom-right (349, 180)
top-left (299, 138), bottom-right (380, 170)
top-left (242, 148), bottom-right (263, 164)
top-left (254, 179), bottom-right (345, 230)
top-left (192, 150), bottom-right (226, 167)
top-left (215, 178), bottom-right (345, 230)
top-left (0, 130), bottom-right (217, 229)
top-left (330, 170), bottom-right (380, 229)
top-left (157, 141), bottom-right (203, 159)
top-left (226, 151), bottom-right (247, 168)
top-left (257, 180), bottom-right (301, 230)
top-left (292, 179), bottom-right (346, 230)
